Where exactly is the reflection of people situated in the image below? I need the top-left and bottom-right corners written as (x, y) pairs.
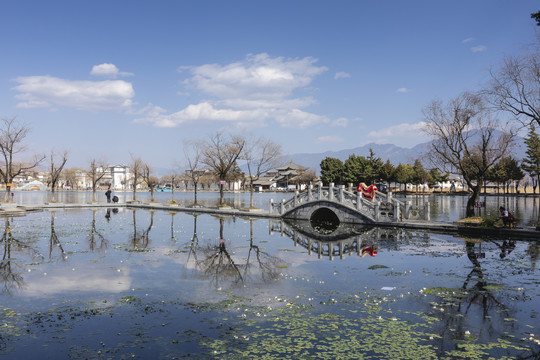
top-left (105, 187), bottom-right (112, 203)
top-left (219, 238), bottom-right (226, 251)
top-left (105, 208), bottom-right (111, 222)
top-left (500, 240), bottom-right (516, 259)
top-left (360, 245), bottom-right (377, 257)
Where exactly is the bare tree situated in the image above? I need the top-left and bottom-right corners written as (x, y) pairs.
top-left (48, 150), bottom-right (68, 202)
top-left (423, 92), bottom-right (515, 217)
top-left (161, 172), bottom-right (180, 204)
top-left (202, 132), bottom-right (245, 206)
top-left (61, 167), bottom-right (80, 190)
top-left (241, 136), bottom-right (282, 208)
top-left (128, 154), bottom-right (144, 202)
top-left (0, 117), bottom-right (45, 202)
top-left (484, 41), bottom-right (540, 127)
top-left (292, 168), bottom-right (318, 189)
top-left (183, 139), bottom-right (204, 206)
top-left (141, 162), bottom-right (159, 202)
top-left (87, 158), bottom-right (107, 202)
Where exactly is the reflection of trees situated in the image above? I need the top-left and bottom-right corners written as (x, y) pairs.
top-left (49, 211), bottom-right (67, 261)
top-left (526, 241), bottom-right (539, 271)
top-left (243, 218), bottom-right (281, 283)
top-left (0, 217), bottom-right (25, 294)
top-left (197, 217), bottom-right (244, 288)
top-left (129, 210), bottom-right (153, 250)
top-left (168, 212), bottom-right (176, 242)
top-left (87, 210), bottom-right (108, 252)
top-left (433, 240), bottom-right (516, 355)
top-left (184, 215), bottom-right (283, 289)
top-left (185, 214), bottom-right (199, 270)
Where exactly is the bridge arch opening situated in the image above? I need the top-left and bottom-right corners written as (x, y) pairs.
top-left (310, 208), bottom-right (340, 234)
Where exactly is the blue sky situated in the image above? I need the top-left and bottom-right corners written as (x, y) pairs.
top-left (0, 1), bottom-right (538, 171)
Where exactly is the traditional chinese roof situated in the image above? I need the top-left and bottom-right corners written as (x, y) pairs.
top-left (275, 161), bottom-right (303, 172)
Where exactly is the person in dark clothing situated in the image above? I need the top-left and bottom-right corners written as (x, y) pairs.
top-left (105, 187), bottom-right (112, 203)
top-left (498, 206), bottom-right (515, 228)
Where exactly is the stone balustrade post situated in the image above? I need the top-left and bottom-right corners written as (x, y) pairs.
top-left (280, 199), bottom-right (285, 215)
top-left (375, 201), bottom-right (380, 221)
top-left (318, 183), bottom-right (323, 199)
top-left (294, 191), bottom-right (299, 207)
top-left (348, 183), bottom-right (353, 192)
top-left (393, 199), bottom-right (401, 221)
top-left (339, 185), bottom-right (345, 203)
top-left (424, 202), bottom-right (430, 221)
top-left (269, 199), bottom-right (273, 214)
top-left (329, 183), bottom-right (334, 201)
top-left (357, 192), bottom-right (362, 210)
top-left (405, 201), bottom-right (411, 219)
top-left (308, 184), bottom-right (313, 201)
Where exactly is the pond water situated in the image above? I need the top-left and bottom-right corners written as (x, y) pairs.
top-left (11, 190), bottom-right (540, 227)
top-left (0, 207), bottom-right (538, 359)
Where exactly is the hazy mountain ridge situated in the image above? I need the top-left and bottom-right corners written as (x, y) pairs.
top-left (286, 134), bottom-right (526, 173)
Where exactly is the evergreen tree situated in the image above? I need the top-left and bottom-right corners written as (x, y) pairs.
top-left (393, 163), bottom-right (415, 191)
top-left (365, 148), bottom-right (384, 185)
top-left (319, 157), bottom-right (344, 185)
top-left (522, 124), bottom-right (540, 194)
top-left (380, 159), bottom-right (395, 186)
top-left (412, 159), bottom-right (428, 192)
top-left (343, 154), bottom-right (369, 185)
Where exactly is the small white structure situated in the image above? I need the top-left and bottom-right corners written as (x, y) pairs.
top-left (96, 165), bottom-right (134, 190)
top-left (20, 180), bottom-right (47, 191)
top-left (433, 180), bottom-right (464, 192)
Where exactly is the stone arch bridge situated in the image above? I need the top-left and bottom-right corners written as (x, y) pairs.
top-left (269, 183), bottom-right (430, 224)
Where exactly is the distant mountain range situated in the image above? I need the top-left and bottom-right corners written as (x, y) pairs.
top-left (286, 134), bottom-right (527, 174)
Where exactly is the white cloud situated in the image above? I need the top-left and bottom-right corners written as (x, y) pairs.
top-left (396, 87), bottom-right (410, 93)
top-left (367, 121), bottom-right (430, 145)
top-left (462, 37), bottom-right (474, 43)
top-left (331, 117), bottom-right (348, 127)
top-left (471, 45), bottom-right (487, 53)
top-left (91, 63), bottom-right (119, 77)
top-left (13, 75), bottom-right (135, 111)
top-left (140, 53), bottom-right (331, 129)
top-left (315, 135), bottom-right (343, 144)
top-left (135, 102), bottom-right (266, 128)
top-left (183, 53), bottom-right (326, 99)
top-left (275, 109), bottom-right (328, 128)
top-left (91, 63), bottom-right (134, 78)
top-left (334, 72), bottom-right (351, 80)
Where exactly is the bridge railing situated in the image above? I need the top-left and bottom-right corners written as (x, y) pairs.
top-left (269, 183), bottom-right (430, 222)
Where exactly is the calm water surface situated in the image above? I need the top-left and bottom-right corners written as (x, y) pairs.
top-left (0, 207), bottom-right (538, 359)
top-left (12, 190), bottom-right (540, 226)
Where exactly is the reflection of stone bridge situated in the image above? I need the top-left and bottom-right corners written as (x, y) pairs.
top-left (269, 183), bottom-right (430, 224)
top-left (270, 219), bottom-right (420, 260)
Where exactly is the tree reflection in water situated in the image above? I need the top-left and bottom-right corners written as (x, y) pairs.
top-left (243, 218), bottom-right (281, 283)
top-left (185, 214), bottom-right (199, 272)
top-left (183, 215), bottom-right (282, 289)
top-left (428, 239), bottom-right (526, 356)
top-left (49, 211), bottom-right (67, 261)
top-left (197, 217), bottom-right (244, 288)
top-left (168, 211), bottom-right (177, 242)
top-left (129, 209), bottom-right (153, 250)
top-left (1, 217), bottom-right (25, 294)
top-left (87, 210), bottom-right (108, 252)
